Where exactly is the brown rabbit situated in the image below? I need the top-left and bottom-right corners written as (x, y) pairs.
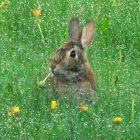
top-left (49, 17), bottom-right (96, 104)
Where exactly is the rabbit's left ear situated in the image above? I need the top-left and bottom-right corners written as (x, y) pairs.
top-left (68, 17), bottom-right (81, 41)
top-left (81, 20), bottom-right (95, 48)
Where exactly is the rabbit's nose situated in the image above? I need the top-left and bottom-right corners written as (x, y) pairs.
top-left (49, 66), bottom-right (56, 72)
top-left (49, 67), bottom-right (52, 72)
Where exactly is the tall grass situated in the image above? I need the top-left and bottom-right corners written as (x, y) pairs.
top-left (0, 0), bottom-right (140, 139)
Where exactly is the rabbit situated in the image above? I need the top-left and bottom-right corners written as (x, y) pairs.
top-left (49, 17), bottom-right (96, 104)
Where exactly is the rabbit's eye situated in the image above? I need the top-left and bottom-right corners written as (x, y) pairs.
top-left (70, 50), bottom-right (76, 58)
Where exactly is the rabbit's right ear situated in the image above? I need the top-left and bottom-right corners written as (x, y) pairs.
top-left (81, 20), bottom-right (95, 48)
top-left (68, 17), bottom-right (81, 41)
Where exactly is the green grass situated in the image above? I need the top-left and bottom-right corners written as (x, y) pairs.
top-left (0, 0), bottom-right (140, 139)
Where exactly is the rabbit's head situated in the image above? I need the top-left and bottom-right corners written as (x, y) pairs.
top-left (50, 18), bottom-right (95, 81)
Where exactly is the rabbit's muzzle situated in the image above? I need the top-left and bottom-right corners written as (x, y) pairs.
top-left (50, 64), bottom-right (82, 82)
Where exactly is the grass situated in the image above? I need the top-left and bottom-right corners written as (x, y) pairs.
top-left (0, 0), bottom-right (140, 139)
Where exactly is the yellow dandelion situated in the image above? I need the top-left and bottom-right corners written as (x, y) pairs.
top-left (51, 101), bottom-right (58, 110)
top-left (113, 117), bottom-right (122, 123)
top-left (8, 106), bottom-right (20, 115)
top-left (32, 9), bottom-right (41, 16)
top-left (80, 104), bottom-right (88, 112)
top-left (0, 1), bottom-right (10, 8)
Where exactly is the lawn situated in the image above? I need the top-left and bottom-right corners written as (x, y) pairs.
top-left (0, 0), bottom-right (140, 139)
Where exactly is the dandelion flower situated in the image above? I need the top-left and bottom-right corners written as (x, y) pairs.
top-left (0, 1), bottom-right (10, 8)
top-left (8, 106), bottom-right (20, 115)
top-left (51, 101), bottom-right (58, 110)
top-left (80, 104), bottom-right (88, 112)
top-left (32, 9), bottom-right (41, 16)
top-left (113, 117), bottom-right (122, 123)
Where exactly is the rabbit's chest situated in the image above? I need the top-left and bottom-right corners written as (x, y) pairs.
top-left (52, 77), bottom-right (93, 92)
top-left (49, 76), bottom-right (96, 103)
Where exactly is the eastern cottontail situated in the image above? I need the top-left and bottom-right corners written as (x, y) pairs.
top-left (49, 17), bottom-right (96, 104)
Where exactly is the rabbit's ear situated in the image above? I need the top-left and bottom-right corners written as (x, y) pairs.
top-left (68, 17), bottom-right (81, 41)
top-left (81, 20), bottom-right (95, 48)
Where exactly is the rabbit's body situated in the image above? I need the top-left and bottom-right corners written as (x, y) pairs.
top-left (49, 18), bottom-right (96, 103)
